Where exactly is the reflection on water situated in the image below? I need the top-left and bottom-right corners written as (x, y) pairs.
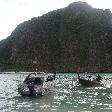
top-left (0, 73), bottom-right (112, 112)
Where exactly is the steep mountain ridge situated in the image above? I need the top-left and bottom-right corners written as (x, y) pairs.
top-left (0, 1), bottom-right (112, 72)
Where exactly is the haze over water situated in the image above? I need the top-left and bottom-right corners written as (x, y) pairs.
top-left (0, 73), bottom-right (112, 112)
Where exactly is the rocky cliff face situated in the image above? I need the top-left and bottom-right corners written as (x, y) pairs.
top-left (0, 1), bottom-right (112, 72)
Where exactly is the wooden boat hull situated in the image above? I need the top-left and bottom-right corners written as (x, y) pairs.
top-left (79, 78), bottom-right (100, 87)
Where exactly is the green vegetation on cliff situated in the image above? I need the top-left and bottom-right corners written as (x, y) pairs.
top-left (0, 1), bottom-right (112, 72)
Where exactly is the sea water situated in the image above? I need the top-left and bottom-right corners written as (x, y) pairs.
top-left (0, 73), bottom-right (112, 112)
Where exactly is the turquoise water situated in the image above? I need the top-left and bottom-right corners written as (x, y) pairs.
top-left (0, 73), bottom-right (112, 112)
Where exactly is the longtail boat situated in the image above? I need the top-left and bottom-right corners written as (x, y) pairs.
top-left (77, 73), bottom-right (102, 87)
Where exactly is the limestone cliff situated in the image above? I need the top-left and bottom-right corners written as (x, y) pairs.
top-left (0, 1), bottom-right (112, 72)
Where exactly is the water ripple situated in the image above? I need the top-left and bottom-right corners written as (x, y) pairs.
top-left (0, 73), bottom-right (112, 111)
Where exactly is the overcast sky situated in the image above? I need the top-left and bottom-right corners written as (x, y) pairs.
top-left (0, 0), bottom-right (112, 40)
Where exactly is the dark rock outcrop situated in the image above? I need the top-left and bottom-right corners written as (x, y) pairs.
top-left (0, 1), bottom-right (112, 72)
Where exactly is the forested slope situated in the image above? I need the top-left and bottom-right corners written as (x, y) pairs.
top-left (0, 1), bottom-right (112, 72)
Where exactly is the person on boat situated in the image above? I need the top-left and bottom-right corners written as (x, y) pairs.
top-left (46, 71), bottom-right (56, 81)
top-left (53, 71), bottom-right (56, 80)
top-left (77, 72), bottom-right (80, 78)
top-left (96, 74), bottom-right (102, 82)
top-left (27, 84), bottom-right (36, 96)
